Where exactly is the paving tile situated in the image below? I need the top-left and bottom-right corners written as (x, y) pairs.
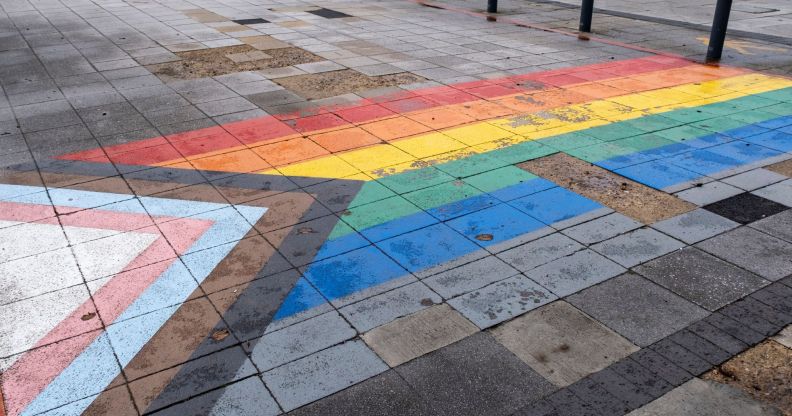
top-left (509, 186), bottom-right (608, 228)
top-left (568, 273), bottom-right (709, 346)
top-left (262, 340), bottom-right (388, 411)
top-left (339, 282), bottom-right (442, 332)
top-left (287, 370), bottom-right (434, 416)
top-left (697, 227), bottom-right (792, 281)
top-left (753, 179), bottom-right (792, 207)
top-left (627, 379), bottom-right (782, 416)
top-left (703, 192), bottom-right (789, 224)
top-left (591, 228), bottom-right (685, 268)
top-left (628, 348), bottom-right (693, 388)
top-left (609, 358), bottom-right (674, 399)
top-left (525, 249), bottom-right (626, 297)
top-left (589, 367), bottom-right (655, 410)
top-left (395, 332), bottom-right (555, 416)
top-left (422, 255), bottom-right (519, 299)
top-left (634, 247), bottom-right (769, 311)
top-left (497, 233), bottom-right (583, 273)
top-left (721, 168), bottom-right (787, 191)
top-left (491, 301), bottom-right (638, 387)
top-left (248, 311), bottom-right (356, 372)
top-left (361, 304), bottom-right (478, 367)
top-left (561, 212), bottom-right (643, 245)
top-left (651, 208), bottom-right (739, 244)
top-left (448, 274), bottom-right (557, 329)
top-left (152, 377), bottom-right (281, 416)
top-left (750, 210), bottom-right (792, 243)
top-left (667, 329), bottom-right (731, 365)
top-left (676, 181), bottom-right (745, 206)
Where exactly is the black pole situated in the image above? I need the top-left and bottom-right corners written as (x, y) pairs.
top-left (706, 0), bottom-right (733, 62)
top-left (580, 0), bottom-right (594, 32)
top-left (487, 0), bottom-right (497, 13)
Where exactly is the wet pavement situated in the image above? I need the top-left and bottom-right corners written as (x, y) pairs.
top-left (1, 0), bottom-right (792, 415)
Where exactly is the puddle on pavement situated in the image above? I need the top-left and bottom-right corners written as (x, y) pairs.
top-left (274, 70), bottom-right (426, 100)
top-left (703, 340), bottom-right (792, 415)
top-left (519, 153), bottom-right (695, 223)
top-left (147, 45), bottom-right (323, 80)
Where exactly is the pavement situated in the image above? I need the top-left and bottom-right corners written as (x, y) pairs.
top-left (1, 0), bottom-right (792, 415)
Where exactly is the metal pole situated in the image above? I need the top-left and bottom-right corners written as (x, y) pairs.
top-left (487, 0), bottom-right (497, 13)
top-left (579, 0), bottom-right (594, 32)
top-left (706, 0), bottom-right (733, 62)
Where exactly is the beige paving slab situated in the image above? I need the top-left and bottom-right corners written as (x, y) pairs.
top-left (361, 304), bottom-right (478, 367)
top-left (240, 36), bottom-right (291, 51)
top-left (519, 153), bottom-right (696, 224)
top-left (490, 300), bottom-right (638, 387)
top-left (766, 158), bottom-right (792, 177)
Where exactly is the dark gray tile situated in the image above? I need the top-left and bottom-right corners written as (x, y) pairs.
top-left (395, 332), bottom-right (555, 416)
top-left (634, 247), bottom-right (769, 311)
top-left (696, 226), bottom-right (792, 281)
top-left (288, 371), bottom-right (434, 416)
top-left (750, 210), bottom-right (792, 243)
top-left (703, 192), bottom-right (788, 224)
top-left (567, 273), bottom-right (709, 347)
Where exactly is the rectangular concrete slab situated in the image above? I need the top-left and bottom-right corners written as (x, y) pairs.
top-left (591, 228), bottom-right (685, 268)
top-left (262, 340), bottom-right (388, 411)
top-left (361, 304), bottom-right (478, 367)
top-left (422, 255), bottom-right (519, 299)
top-left (651, 209), bottom-right (739, 244)
top-left (339, 282), bottom-right (442, 332)
top-left (524, 249), bottom-right (626, 297)
top-left (491, 301), bottom-right (638, 387)
top-left (561, 212), bottom-right (643, 245)
top-left (448, 275), bottom-right (557, 329)
top-left (496, 232), bottom-right (584, 273)
top-left (697, 227), bottom-right (792, 281)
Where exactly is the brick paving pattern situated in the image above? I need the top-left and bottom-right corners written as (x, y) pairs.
top-left (1, 0), bottom-right (792, 415)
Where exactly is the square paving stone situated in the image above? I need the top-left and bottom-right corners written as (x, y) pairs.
top-left (751, 210), bottom-right (792, 243)
top-left (567, 273), bottom-right (709, 346)
top-left (753, 178), bottom-right (792, 207)
top-left (248, 311), bottom-right (356, 372)
top-left (287, 370), bottom-right (435, 416)
top-left (422, 255), bottom-right (519, 299)
top-left (721, 168), bottom-right (787, 191)
top-left (339, 282), bottom-right (442, 332)
top-left (561, 212), bottom-right (643, 246)
top-left (651, 209), bottom-right (739, 244)
top-left (395, 332), bottom-right (556, 416)
top-left (676, 181), bottom-right (745, 206)
top-left (703, 192), bottom-right (789, 224)
top-left (491, 301), bottom-right (638, 387)
top-left (448, 275), bottom-right (557, 329)
top-left (591, 228), bottom-right (685, 268)
top-left (361, 304), bottom-right (478, 367)
top-left (627, 378), bottom-right (781, 416)
top-left (262, 340), bottom-right (388, 411)
top-left (153, 376), bottom-right (280, 416)
top-left (497, 233), bottom-right (584, 273)
top-left (697, 226), bottom-right (792, 281)
top-left (634, 247), bottom-right (769, 311)
top-left (525, 249), bottom-right (626, 297)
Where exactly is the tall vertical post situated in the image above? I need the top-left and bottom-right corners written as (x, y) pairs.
top-left (706, 0), bottom-right (733, 62)
top-left (580, 0), bottom-right (594, 32)
top-left (487, 0), bottom-right (497, 13)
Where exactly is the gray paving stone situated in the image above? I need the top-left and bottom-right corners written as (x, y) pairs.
top-left (591, 228), bottom-right (685, 268)
top-left (248, 311), bottom-right (356, 372)
top-left (262, 340), bottom-right (388, 412)
top-left (422, 255), bottom-right (519, 299)
top-left (355, 63), bottom-right (404, 76)
top-left (721, 168), bottom-right (787, 191)
top-left (753, 179), bottom-right (792, 207)
top-left (361, 304), bottom-right (478, 367)
top-left (339, 282), bottom-right (442, 332)
top-left (634, 247), bottom-right (769, 311)
top-left (561, 212), bottom-right (643, 245)
top-left (153, 376), bottom-right (280, 416)
top-left (491, 301), bottom-right (638, 387)
top-left (627, 378), bottom-right (782, 416)
top-left (395, 332), bottom-right (555, 416)
top-left (497, 233), bottom-right (584, 273)
top-left (676, 181), bottom-right (744, 206)
top-left (750, 210), bottom-right (792, 243)
top-left (524, 249), bottom-right (626, 297)
top-left (294, 60), bottom-right (345, 74)
top-left (697, 226), bottom-right (792, 281)
top-left (287, 370), bottom-right (434, 416)
top-left (568, 273), bottom-right (709, 347)
top-left (448, 274), bottom-right (557, 329)
top-left (651, 209), bottom-right (739, 244)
